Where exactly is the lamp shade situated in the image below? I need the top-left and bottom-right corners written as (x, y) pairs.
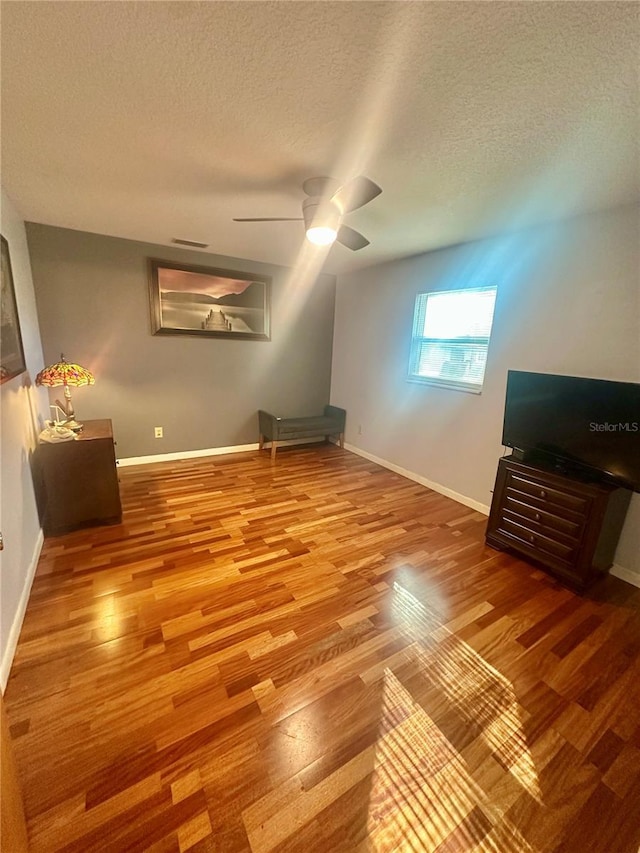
top-left (36, 357), bottom-right (95, 388)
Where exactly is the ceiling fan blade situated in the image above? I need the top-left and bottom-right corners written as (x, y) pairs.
top-left (233, 217), bottom-right (303, 222)
top-left (331, 176), bottom-right (382, 213)
top-left (302, 176), bottom-right (339, 198)
top-left (337, 224), bottom-right (370, 251)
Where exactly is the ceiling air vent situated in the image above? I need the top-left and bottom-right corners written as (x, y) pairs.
top-left (171, 238), bottom-right (209, 249)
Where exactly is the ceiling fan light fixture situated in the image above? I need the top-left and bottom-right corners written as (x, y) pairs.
top-left (303, 197), bottom-right (340, 247)
top-left (306, 225), bottom-right (338, 246)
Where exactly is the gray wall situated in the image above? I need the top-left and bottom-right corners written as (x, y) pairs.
top-left (331, 204), bottom-right (640, 577)
top-left (27, 225), bottom-right (336, 458)
top-left (0, 189), bottom-right (49, 688)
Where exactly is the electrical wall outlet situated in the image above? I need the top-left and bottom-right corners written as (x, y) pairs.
top-left (357, 424), bottom-right (363, 436)
top-left (154, 426), bottom-right (163, 438)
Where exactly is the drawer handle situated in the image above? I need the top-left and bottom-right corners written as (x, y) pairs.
top-left (534, 513), bottom-right (541, 521)
top-left (539, 490), bottom-right (547, 499)
top-left (529, 535), bottom-right (536, 544)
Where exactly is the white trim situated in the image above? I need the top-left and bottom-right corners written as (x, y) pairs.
top-left (406, 377), bottom-right (483, 395)
top-left (117, 443), bottom-right (259, 466)
top-left (610, 563), bottom-right (640, 589)
top-left (117, 437), bottom-right (323, 467)
top-left (344, 442), bottom-right (491, 515)
top-left (1, 529), bottom-right (43, 692)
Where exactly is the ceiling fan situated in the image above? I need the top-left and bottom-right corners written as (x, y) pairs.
top-left (233, 175), bottom-right (382, 250)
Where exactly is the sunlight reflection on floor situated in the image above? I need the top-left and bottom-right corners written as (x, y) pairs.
top-left (362, 582), bottom-right (541, 850)
top-left (391, 582), bottom-right (540, 801)
top-left (366, 668), bottom-right (537, 852)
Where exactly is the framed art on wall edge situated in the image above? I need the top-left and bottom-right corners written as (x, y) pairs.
top-left (1, 234), bottom-right (27, 384)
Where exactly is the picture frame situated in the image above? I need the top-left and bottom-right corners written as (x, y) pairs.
top-left (0, 234), bottom-right (27, 384)
top-left (148, 258), bottom-right (271, 341)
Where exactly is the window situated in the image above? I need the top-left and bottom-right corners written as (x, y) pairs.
top-left (408, 286), bottom-right (497, 392)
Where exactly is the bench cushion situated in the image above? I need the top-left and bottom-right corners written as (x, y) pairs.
top-left (276, 416), bottom-right (341, 437)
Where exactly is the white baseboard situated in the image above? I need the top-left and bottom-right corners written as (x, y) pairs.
top-left (344, 442), bottom-right (491, 516)
top-left (117, 443), bottom-right (259, 466)
top-left (1, 529), bottom-right (43, 692)
top-left (117, 437), bottom-right (323, 467)
top-left (610, 563), bottom-right (640, 589)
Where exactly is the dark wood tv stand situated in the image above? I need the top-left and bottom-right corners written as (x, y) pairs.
top-left (486, 455), bottom-right (632, 591)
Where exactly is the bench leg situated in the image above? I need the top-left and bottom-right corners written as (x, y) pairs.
top-left (339, 432), bottom-right (344, 449)
top-left (271, 441), bottom-right (277, 461)
top-left (259, 434), bottom-right (264, 451)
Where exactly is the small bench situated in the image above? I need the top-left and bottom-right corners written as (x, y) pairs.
top-left (258, 406), bottom-right (346, 460)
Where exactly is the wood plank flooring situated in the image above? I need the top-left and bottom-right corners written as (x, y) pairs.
top-left (4, 445), bottom-right (640, 852)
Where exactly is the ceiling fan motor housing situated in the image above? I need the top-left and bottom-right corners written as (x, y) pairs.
top-left (302, 197), bottom-right (341, 231)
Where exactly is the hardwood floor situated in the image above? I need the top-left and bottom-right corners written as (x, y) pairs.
top-left (4, 445), bottom-right (640, 852)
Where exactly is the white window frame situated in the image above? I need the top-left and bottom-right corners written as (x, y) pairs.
top-left (407, 285), bottom-right (497, 394)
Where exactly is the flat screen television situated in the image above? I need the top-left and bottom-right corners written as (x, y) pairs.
top-left (502, 371), bottom-right (640, 492)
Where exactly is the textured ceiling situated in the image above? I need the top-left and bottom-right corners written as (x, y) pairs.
top-left (1, 1), bottom-right (638, 274)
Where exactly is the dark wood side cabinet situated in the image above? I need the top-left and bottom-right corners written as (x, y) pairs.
top-left (37, 419), bottom-right (122, 536)
top-left (486, 455), bottom-right (632, 591)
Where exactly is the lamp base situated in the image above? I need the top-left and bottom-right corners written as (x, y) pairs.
top-left (63, 419), bottom-right (83, 433)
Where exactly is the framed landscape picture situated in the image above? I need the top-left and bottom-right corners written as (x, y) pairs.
top-left (1, 234), bottom-right (27, 384)
top-left (148, 259), bottom-right (271, 341)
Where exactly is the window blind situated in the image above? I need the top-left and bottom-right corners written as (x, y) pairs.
top-left (408, 286), bottom-right (497, 392)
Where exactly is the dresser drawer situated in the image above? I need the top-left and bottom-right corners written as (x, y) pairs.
top-left (503, 493), bottom-right (584, 541)
top-left (497, 517), bottom-right (577, 563)
top-left (506, 470), bottom-right (590, 516)
top-left (501, 507), bottom-right (580, 550)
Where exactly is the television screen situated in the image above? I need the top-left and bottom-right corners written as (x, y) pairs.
top-left (502, 371), bottom-right (640, 491)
